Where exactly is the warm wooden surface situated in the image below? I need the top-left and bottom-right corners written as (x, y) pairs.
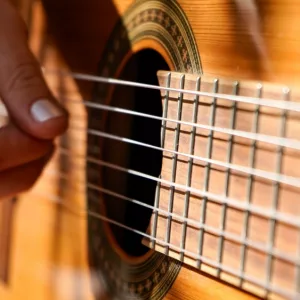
top-left (165, 267), bottom-right (259, 300)
top-left (0, 0), bottom-right (300, 299)
top-left (143, 71), bottom-right (300, 299)
top-left (0, 199), bottom-right (14, 283)
top-left (112, 0), bottom-right (300, 85)
top-left (0, 3), bottom-right (93, 299)
top-left (0, 102), bottom-right (12, 283)
top-left (38, 0), bottom-right (300, 87)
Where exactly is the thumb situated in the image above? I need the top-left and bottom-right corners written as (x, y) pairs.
top-left (0, 1), bottom-right (68, 140)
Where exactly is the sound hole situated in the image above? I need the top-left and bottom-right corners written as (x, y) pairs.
top-left (102, 49), bottom-right (170, 257)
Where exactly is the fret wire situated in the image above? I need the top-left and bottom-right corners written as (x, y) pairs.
top-left (265, 88), bottom-right (289, 296)
top-left (164, 75), bottom-right (185, 256)
top-left (197, 79), bottom-right (219, 270)
top-left (67, 124), bottom-right (300, 188)
top-left (217, 81), bottom-right (238, 277)
top-left (43, 69), bottom-right (300, 113)
top-left (180, 77), bottom-right (200, 262)
top-left (151, 72), bottom-right (171, 249)
top-left (89, 210), bottom-right (298, 300)
top-left (61, 122), bottom-right (300, 224)
top-left (64, 126), bottom-right (300, 226)
top-left (83, 150), bottom-right (300, 227)
top-left (239, 83), bottom-right (262, 285)
top-left (83, 125), bottom-right (300, 187)
top-left (46, 167), bottom-right (300, 266)
top-left (68, 99), bottom-right (300, 151)
top-left (37, 68), bottom-right (300, 298)
top-left (33, 188), bottom-right (300, 300)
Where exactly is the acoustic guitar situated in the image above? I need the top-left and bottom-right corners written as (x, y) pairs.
top-left (0, 0), bottom-right (300, 299)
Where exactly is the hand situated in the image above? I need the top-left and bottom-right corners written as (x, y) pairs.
top-left (0, 1), bottom-right (68, 199)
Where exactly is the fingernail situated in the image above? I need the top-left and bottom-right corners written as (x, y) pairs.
top-left (31, 99), bottom-right (64, 122)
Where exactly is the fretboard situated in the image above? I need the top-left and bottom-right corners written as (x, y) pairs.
top-left (143, 71), bottom-right (300, 300)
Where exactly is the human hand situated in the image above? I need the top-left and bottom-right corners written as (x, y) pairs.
top-left (0, 0), bottom-right (68, 199)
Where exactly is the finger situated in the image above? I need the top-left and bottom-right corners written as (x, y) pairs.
top-left (0, 154), bottom-right (51, 200)
top-left (0, 123), bottom-right (53, 172)
top-left (0, 1), bottom-right (68, 140)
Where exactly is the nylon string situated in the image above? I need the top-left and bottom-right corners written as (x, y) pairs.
top-left (33, 186), bottom-right (300, 300)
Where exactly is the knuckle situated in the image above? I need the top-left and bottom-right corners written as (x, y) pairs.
top-left (19, 178), bottom-right (37, 194)
top-left (6, 61), bottom-right (44, 95)
top-left (26, 175), bottom-right (38, 190)
top-left (20, 179), bottom-right (33, 192)
top-left (0, 125), bottom-right (52, 171)
top-left (31, 140), bottom-right (53, 160)
top-left (20, 165), bottom-right (43, 193)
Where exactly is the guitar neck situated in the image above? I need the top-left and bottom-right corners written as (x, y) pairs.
top-left (142, 70), bottom-right (300, 300)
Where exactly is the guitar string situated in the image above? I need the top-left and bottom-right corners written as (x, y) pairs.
top-left (68, 99), bottom-right (300, 151)
top-left (2, 94), bottom-right (299, 151)
top-left (44, 166), bottom-right (300, 266)
top-left (3, 94), bottom-right (299, 153)
top-left (1, 72), bottom-right (300, 152)
top-left (65, 124), bottom-right (300, 189)
top-left (9, 69), bottom-right (297, 298)
top-left (43, 69), bottom-right (300, 113)
top-left (56, 146), bottom-right (300, 228)
top-left (1, 74), bottom-right (298, 217)
top-left (31, 188), bottom-right (300, 300)
top-left (1, 69), bottom-right (299, 296)
top-left (2, 72), bottom-right (299, 183)
top-left (7, 3), bottom-right (296, 296)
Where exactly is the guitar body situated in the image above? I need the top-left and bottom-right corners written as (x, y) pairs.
top-left (1, 0), bottom-right (300, 299)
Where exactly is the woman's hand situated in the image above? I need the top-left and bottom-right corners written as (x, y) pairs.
top-left (0, 0), bottom-right (68, 199)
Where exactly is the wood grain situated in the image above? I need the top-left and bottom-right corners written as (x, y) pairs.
top-left (0, 199), bottom-right (14, 283)
top-left (142, 71), bottom-right (300, 299)
top-left (111, 0), bottom-right (300, 85)
top-left (1, 0), bottom-right (300, 299)
top-left (165, 266), bottom-right (259, 300)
